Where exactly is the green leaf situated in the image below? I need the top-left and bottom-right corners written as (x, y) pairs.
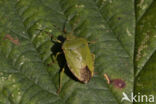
top-left (135, 0), bottom-right (156, 76)
top-left (134, 53), bottom-right (156, 104)
top-left (0, 0), bottom-right (155, 104)
top-left (136, 0), bottom-right (154, 21)
top-left (134, 0), bottom-right (156, 104)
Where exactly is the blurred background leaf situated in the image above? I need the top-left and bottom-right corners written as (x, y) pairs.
top-left (134, 0), bottom-right (156, 104)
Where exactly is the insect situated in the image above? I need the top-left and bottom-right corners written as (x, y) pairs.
top-left (51, 26), bottom-right (95, 94)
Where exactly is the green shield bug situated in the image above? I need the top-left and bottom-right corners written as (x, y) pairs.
top-left (62, 34), bottom-right (94, 82)
top-left (50, 25), bottom-right (95, 94)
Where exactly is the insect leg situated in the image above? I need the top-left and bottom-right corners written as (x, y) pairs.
top-left (88, 41), bottom-right (96, 44)
top-left (51, 38), bottom-right (62, 43)
top-left (57, 68), bottom-right (65, 94)
top-left (56, 52), bottom-right (63, 59)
